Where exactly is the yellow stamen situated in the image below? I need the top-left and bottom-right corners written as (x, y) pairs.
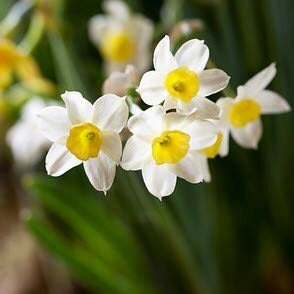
top-left (164, 66), bottom-right (200, 103)
top-left (229, 99), bottom-right (261, 127)
top-left (202, 133), bottom-right (223, 158)
top-left (152, 130), bottom-right (190, 165)
top-left (66, 123), bottom-right (102, 161)
top-left (100, 32), bottom-right (134, 63)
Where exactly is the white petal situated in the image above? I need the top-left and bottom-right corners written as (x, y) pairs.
top-left (218, 129), bottom-right (230, 157)
top-left (197, 152), bottom-right (211, 182)
top-left (130, 16), bottom-right (154, 73)
top-left (231, 119), bottom-right (262, 149)
top-left (83, 152), bottom-right (116, 194)
top-left (22, 97), bottom-right (47, 121)
top-left (216, 97), bottom-right (234, 125)
top-left (126, 96), bottom-right (143, 115)
top-left (177, 100), bottom-right (198, 115)
top-left (61, 91), bottom-right (93, 125)
top-left (244, 63), bottom-right (276, 96)
top-left (162, 112), bottom-right (192, 131)
top-left (175, 39), bottom-right (209, 73)
top-left (257, 90), bottom-right (291, 114)
top-left (128, 105), bottom-right (164, 136)
top-left (153, 35), bottom-right (178, 73)
top-left (121, 135), bottom-right (151, 170)
top-left (103, 0), bottom-right (130, 19)
top-left (131, 17), bottom-right (154, 51)
top-left (37, 106), bottom-right (71, 141)
top-left (6, 121), bottom-right (49, 167)
top-left (198, 69), bottom-right (230, 96)
top-left (184, 120), bottom-right (218, 150)
top-left (92, 94), bottom-right (128, 132)
top-left (169, 151), bottom-right (204, 183)
top-left (88, 15), bottom-right (110, 45)
top-left (178, 97), bottom-right (220, 119)
top-left (163, 95), bottom-right (177, 110)
top-left (100, 131), bottom-right (122, 164)
top-left (236, 86), bottom-right (247, 100)
top-left (46, 139), bottom-right (81, 176)
top-left (142, 161), bottom-right (177, 199)
top-left (137, 70), bottom-right (167, 105)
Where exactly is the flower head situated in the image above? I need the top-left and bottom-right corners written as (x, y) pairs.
top-left (121, 105), bottom-right (218, 199)
top-left (38, 91), bottom-right (129, 193)
top-left (211, 63), bottom-right (291, 151)
top-left (6, 97), bottom-right (51, 168)
top-left (88, 0), bottom-right (154, 74)
top-left (137, 35), bottom-right (230, 116)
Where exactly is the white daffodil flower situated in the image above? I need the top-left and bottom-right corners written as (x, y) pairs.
top-left (6, 97), bottom-right (51, 168)
top-left (121, 105), bottom-right (218, 199)
top-left (209, 63), bottom-right (291, 151)
top-left (38, 91), bottom-right (129, 194)
top-left (137, 35), bottom-right (230, 116)
top-left (88, 0), bottom-right (154, 74)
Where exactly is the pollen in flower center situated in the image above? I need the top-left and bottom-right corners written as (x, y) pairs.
top-left (100, 31), bottom-right (134, 63)
top-left (229, 98), bottom-right (261, 127)
top-left (202, 133), bottom-right (223, 158)
top-left (152, 130), bottom-right (190, 165)
top-left (164, 66), bottom-right (200, 103)
top-left (66, 123), bottom-right (102, 161)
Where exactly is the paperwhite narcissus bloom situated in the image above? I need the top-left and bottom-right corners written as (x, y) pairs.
top-left (137, 35), bottom-right (230, 116)
top-left (6, 97), bottom-right (51, 168)
top-left (208, 63), bottom-right (291, 152)
top-left (121, 105), bottom-right (218, 199)
top-left (37, 91), bottom-right (129, 193)
top-left (88, 0), bottom-right (154, 74)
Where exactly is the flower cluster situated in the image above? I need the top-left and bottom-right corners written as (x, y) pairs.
top-left (35, 33), bottom-right (290, 200)
top-left (5, 0), bottom-right (291, 200)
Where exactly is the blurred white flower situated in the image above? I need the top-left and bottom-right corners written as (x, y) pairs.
top-left (6, 97), bottom-right (51, 168)
top-left (102, 64), bottom-right (139, 96)
top-left (137, 35), bottom-right (230, 116)
top-left (38, 91), bottom-right (128, 194)
top-left (88, 0), bottom-right (154, 74)
top-left (121, 105), bottom-right (217, 199)
top-left (207, 63), bottom-right (291, 152)
top-left (102, 64), bottom-right (142, 115)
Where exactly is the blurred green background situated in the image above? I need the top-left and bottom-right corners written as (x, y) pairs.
top-left (0, 0), bottom-right (293, 293)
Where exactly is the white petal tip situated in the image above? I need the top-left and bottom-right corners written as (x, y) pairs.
top-left (283, 102), bottom-right (291, 112)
